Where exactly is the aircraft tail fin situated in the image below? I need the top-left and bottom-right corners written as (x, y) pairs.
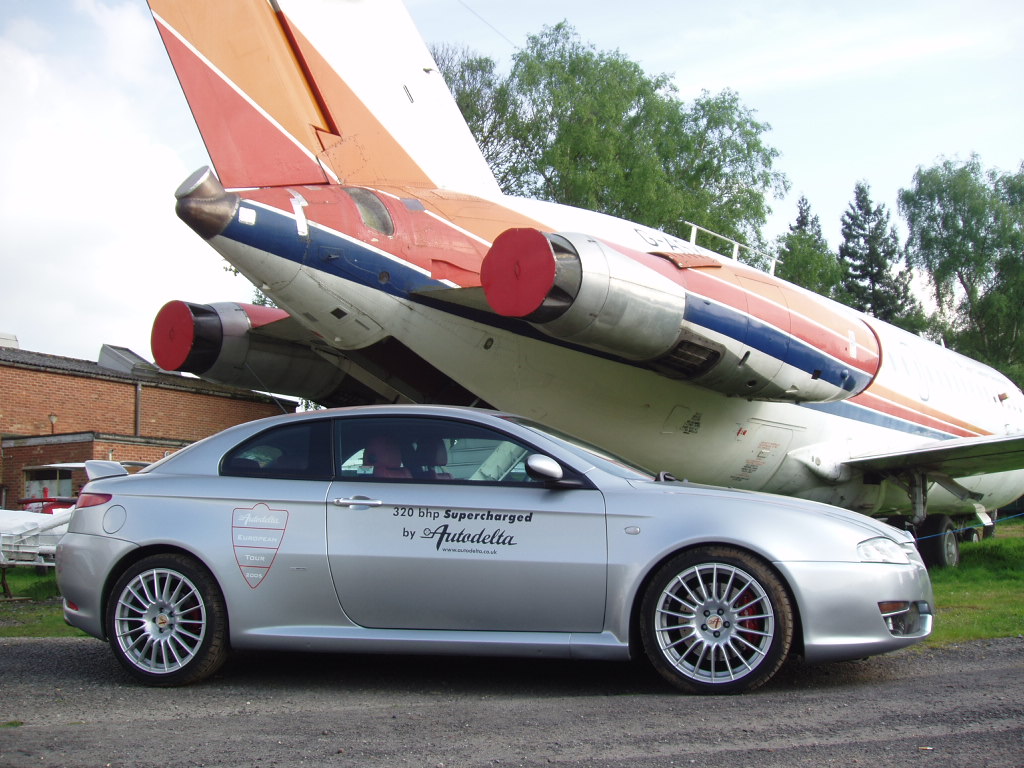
top-left (149, 0), bottom-right (500, 195)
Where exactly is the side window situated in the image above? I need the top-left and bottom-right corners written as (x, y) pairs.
top-left (334, 417), bottom-right (550, 485)
top-left (222, 420), bottom-right (332, 480)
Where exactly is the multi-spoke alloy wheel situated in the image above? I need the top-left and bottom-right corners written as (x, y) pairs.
top-left (640, 547), bottom-right (793, 694)
top-left (106, 554), bottom-right (228, 686)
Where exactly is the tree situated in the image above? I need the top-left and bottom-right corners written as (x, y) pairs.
top-left (838, 183), bottom-right (926, 332)
top-left (774, 196), bottom-right (845, 298)
top-left (430, 44), bottom-right (524, 191)
top-left (899, 156), bottom-right (1024, 382)
top-left (433, 25), bottom-right (788, 258)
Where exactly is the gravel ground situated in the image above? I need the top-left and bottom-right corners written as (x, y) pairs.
top-left (0, 634), bottom-right (1021, 767)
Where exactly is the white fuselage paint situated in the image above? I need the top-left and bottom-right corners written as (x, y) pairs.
top-left (211, 235), bottom-right (1024, 520)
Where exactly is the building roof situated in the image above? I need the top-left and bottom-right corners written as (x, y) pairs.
top-left (0, 344), bottom-right (295, 406)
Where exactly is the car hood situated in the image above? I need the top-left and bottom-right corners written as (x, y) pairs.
top-left (626, 479), bottom-right (912, 543)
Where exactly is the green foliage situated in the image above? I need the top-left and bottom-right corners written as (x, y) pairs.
top-left (433, 25), bottom-right (788, 256)
top-left (431, 44), bottom-right (524, 191)
top-left (926, 517), bottom-right (1024, 646)
top-left (838, 182), bottom-right (927, 332)
top-left (775, 196), bottom-right (846, 298)
top-left (899, 156), bottom-right (1024, 384)
top-left (0, 569), bottom-right (86, 638)
top-left (3, 567), bottom-right (60, 600)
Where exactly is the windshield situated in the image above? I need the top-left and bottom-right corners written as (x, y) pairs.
top-left (503, 416), bottom-right (655, 481)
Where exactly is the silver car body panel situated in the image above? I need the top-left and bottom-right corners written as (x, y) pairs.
top-left (57, 405), bottom-right (932, 667)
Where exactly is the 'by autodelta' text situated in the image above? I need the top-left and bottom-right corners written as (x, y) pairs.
top-left (420, 524), bottom-right (517, 551)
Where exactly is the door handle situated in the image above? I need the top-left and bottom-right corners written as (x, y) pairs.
top-left (332, 497), bottom-right (383, 507)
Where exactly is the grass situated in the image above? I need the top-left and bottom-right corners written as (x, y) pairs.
top-left (2, 518), bottom-right (1022, 643)
top-left (925, 515), bottom-right (1024, 646)
top-left (0, 568), bottom-right (86, 638)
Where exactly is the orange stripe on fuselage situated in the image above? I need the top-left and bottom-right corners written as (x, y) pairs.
top-left (852, 386), bottom-right (986, 438)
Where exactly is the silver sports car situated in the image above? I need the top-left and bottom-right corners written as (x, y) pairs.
top-left (57, 405), bottom-right (933, 693)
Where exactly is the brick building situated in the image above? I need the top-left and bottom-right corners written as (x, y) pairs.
top-left (1, 341), bottom-right (296, 507)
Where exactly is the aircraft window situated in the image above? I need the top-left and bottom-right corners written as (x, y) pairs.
top-left (344, 188), bottom-right (395, 236)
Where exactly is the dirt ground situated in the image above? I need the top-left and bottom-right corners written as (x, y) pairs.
top-left (0, 634), bottom-right (1021, 767)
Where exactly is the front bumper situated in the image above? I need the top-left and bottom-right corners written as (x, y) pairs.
top-left (777, 559), bottom-right (934, 663)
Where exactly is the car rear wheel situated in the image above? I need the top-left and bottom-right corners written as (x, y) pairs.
top-left (105, 553), bottom-right (228, 686)
top-left (640, 546), bottom-right (794, 694)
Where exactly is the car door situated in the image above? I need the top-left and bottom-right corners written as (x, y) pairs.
top-left (216, 418), bottom-right (344, 631)
top-left (325, 416), bottom-right (608, 632)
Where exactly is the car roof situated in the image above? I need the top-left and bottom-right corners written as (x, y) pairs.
top-left (138, 404), bottom-right (528, 475)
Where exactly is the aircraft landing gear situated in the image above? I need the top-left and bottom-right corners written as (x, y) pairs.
top-left (917, 514), bottom-right (960, 569)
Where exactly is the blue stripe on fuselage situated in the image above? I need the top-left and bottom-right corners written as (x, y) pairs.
top-left (799, 399), bottom-right (954, 440)
top-left (219, 206), bottom-right (952, 440)
top-left (222, 202), bottom-right (443, 298)
top-left (683, 295), bottom-right (870, 393)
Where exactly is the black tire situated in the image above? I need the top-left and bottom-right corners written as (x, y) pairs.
top-left (105, 553), bottom-right (229, 686)
top-left (639, 546), bottom-right (794, 694)
top-left (917, 515), bottom-right (960, 568)
top-left (960, 526), bottom-right (981, 545)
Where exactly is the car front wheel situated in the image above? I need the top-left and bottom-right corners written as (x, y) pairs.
top-left (640, 546), bottom-right (794, 694)
top-left (105, 553), bottom-right (229, 686)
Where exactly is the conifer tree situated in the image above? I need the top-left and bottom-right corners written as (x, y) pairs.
top-left (838, 183), bottom-right (925, 332)
top-left (775, 196), bottom-right (845, 298)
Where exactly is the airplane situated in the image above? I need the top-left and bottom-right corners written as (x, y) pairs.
top-left (144, 0), bottom-right (1024, 568)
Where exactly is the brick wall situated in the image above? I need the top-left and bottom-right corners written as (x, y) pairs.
top-left (0, 368), bottom-right (134, 436)
top-left (0, 365), bottom-right (284, 441)
top-left (139, 386), bottom-right (284, 442)
top-left (0, 355), bottom-right (293, 507)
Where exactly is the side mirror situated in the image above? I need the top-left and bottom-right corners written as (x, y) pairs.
top-left (525, 454), bottom-right (563, 482)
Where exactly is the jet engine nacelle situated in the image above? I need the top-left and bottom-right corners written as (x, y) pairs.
top-left (480, 228), bottom-right (878, 402)
top-left (150, 300), bottom-right (356, 405)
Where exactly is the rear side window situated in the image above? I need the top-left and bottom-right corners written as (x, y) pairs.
top-left (221, 420), bottom-right (332, 480)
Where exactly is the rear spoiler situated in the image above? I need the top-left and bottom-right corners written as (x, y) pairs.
top-left (84, 460), bottom-right (130, 481)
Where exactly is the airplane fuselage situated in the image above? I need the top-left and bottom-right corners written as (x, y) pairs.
top-left (146, 0), bottom-right (1024, 545)
top-left (179, 175), bottom-right (1024, 523)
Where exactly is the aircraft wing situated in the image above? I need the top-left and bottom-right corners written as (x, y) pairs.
top-left (846, 433), bottom-right (1024, 478)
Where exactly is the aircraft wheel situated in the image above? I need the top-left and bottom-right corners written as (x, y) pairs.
top-left (918, 515), bottom-right (960, 568)
top-left (960, 527), bottom-right (981, 545)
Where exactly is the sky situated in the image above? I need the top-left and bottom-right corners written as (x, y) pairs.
top-left (1, 0), bottom-right (1021, 363)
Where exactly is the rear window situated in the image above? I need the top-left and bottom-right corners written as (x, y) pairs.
top-left (221, 420), bottom-right (332, 480)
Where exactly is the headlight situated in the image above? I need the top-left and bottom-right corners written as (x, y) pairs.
top-left (857, 537), bottom-right (911, 564)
